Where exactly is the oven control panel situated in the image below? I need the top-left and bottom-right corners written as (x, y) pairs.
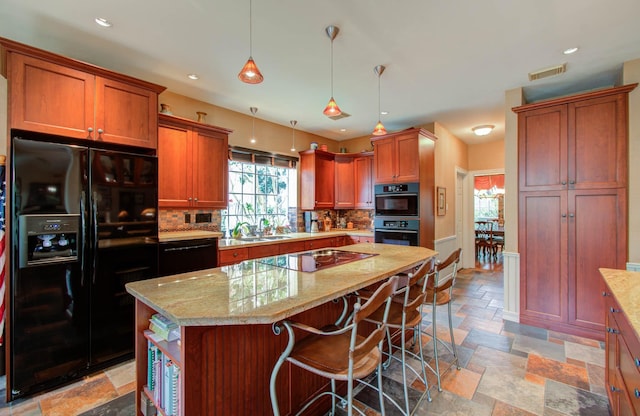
top-left (374, 218), bottom-right (420, 231)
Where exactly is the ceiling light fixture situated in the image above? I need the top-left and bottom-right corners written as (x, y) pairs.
top-left (238, 0), bottom-right (263, 84)
top-left (472, 125), bottom-right (494, 136)
top-left (323, 25), bottom-right (342, 117)
top-left (372, 65), bottom-right (387, 136)
top-left (563, 47), bottom-right (579, 55)
top-left (94, 18), bottom-right (112, 28)
top-left (187, 74), bottom-right (199, 80)
top-left (249, 107), bottom-right (258, 143)
top-left (290, 120), bottom-right (297, 152)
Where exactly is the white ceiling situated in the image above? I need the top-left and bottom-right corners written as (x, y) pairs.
top-left (2, 0), bottom-right (640, 144)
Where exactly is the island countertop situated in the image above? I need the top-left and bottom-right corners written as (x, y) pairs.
top-left (599, 267), bottom-right (640, 339)
top-left (126, 243), bottom-right (436, 326)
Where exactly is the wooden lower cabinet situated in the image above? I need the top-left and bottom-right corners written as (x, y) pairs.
top-left (604, 292), bottom-right (640, 415)
top-left (134, 298), bottom-right (347, 415)
top-left (519, 188), bottom-right (626, 339)
top-left (218, 248), bottom-right (249, 266)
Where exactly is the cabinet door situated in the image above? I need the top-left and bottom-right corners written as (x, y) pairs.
top-left (9, 52), bottom-right (95, 139)
top-left (192, 129), bottom-right (228, 208)
top-left (519, 191), bottom-right (568, 324)
top-left (354, 156), bottom-right (373, 208)
top-left (315, 153), bottom-right (335, 209)
top-left (395, 133), bottom-right (420, 183)
top-left (568, 189), bottom-right (626, 331)
top-left (334, 156), bottom-right (355, 209)
top-left (569, 93), bottom-right (628, 190)
top-left (95, 77), bottom-right (158, 149)
top-left (373, 136), bottom-right (396, 184)
top-left (158, 125), bottom-right (193, 208)
top-left (518, 104), bottom-right (568, 192)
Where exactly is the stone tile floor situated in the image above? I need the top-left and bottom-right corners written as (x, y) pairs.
top-left (0, 257), bottom-right (610, 415)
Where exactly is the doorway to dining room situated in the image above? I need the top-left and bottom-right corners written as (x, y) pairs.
top-left (473, 172), bottom-right (505, 265)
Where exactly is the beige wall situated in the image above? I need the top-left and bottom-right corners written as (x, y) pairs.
top-left (341, 135), bottom-right (375, 154)
top-left (159, 91), bottom-right (337, 154)
top-left (468, 140), bottom-right (505, 171)
top-left (624, 58), bottom-right (640, 264)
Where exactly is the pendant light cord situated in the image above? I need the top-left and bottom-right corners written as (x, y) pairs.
top-left (249, 0), bottom-right (253, 56)
top-left (330, 38), bottom-right (334, 96)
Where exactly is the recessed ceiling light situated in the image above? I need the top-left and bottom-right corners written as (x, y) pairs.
top-left (340, 128), bottom-right (346, 132)
top-left (94, 18), bottom-right (112, 28)
top-left (472, 125), bottom-right (494, 136)
top-left (563, 47), bottom-right (579, 55)
top-left (187, 74), bottom-right (199, 80)
top-left (380, 111), bottom-right (389, 115)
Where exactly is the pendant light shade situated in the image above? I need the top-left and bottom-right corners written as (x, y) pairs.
top-left (249, 107), bottom-right (258, 143)
top-left (238, 0), bottom-right (263, 84)
top-left (372, 65), bottom-right (387, 136)
top-left (323, 25), bottom-right (342, 117)
top-left (290, 120), bottom-right (297, 152)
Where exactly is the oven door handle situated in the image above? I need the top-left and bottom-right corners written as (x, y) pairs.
top-left (376, 193), bottom-right (419, 197)
top-left (375, 229), bottom-right (419, 234)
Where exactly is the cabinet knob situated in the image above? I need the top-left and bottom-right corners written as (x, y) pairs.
top-left (602, 291), bottom-right (610, 297)
top-left (569, 179), bottom-right (575, 185)
top-left (233, 252), bottom-right (238, 257)
top-left (569, 213), bottom-right (574, 218)
top-left (561, 180), bottom-right (567, 185)
top-left (188, 197), bottom-right (193, 202)
top-left (606, 327), bottom-right (620, 334)
top-left (562, 213), bottom-right (567, 218)
top-left (610, 385), bottom-right (621, 393)
top-left (97, 128), bottom-right (104, 134)
top-left (87, 127), bottom-right (94, 133)
top-left (635, 357), bottom-right (640, 367)
top-left (610, 307), bottom-right (620, 313)
top-left (194, 198), bottom-right (198, 202)
top-left (636, 388), bottom-right (640, 398)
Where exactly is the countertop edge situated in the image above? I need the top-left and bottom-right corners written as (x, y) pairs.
top-left (600, 267), bottom-right (640, 341)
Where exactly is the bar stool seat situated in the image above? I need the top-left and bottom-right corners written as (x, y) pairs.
top-left (270, 275), bottom-right (399, 416)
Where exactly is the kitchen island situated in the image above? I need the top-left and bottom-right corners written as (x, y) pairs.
top-left (126, 243), bottom-right (436, 415)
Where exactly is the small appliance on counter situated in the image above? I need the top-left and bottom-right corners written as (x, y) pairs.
top-left (303, 211), bottom-right (320, 233)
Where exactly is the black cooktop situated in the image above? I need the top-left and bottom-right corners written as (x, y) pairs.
top-left (257, 249), bottom-right (377, 272)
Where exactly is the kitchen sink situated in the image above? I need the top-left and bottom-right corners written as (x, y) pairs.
top-left (260, 235), bottom-right (291, 240)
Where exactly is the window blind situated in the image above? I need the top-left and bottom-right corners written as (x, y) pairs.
top-left (228, 146), bottom-right (298, 168)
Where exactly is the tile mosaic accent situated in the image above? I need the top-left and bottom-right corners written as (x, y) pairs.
top-left (159, 208), bottom-right (220, 232)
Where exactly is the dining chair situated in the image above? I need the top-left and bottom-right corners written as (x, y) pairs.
top-left (474, 221), bottom-right (492, 258)
top-left (269, 275), bottom-right (399, 416)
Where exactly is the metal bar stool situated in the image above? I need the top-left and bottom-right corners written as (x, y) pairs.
top-left (424, 248), bottom-right (462, 391)
top-left (269, 275), bottom-right (399, 416)
top-left (360, 257), bottom-right (437, 415)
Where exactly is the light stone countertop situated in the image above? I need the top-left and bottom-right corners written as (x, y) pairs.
top-left (218, 230), bottom-right (374, 249)
top-left (126, 243), bottom-right (436, 326)
top-left (159, 230), bottom-right (223, 242)
top-left (600, 268), bottom-right (640, 339)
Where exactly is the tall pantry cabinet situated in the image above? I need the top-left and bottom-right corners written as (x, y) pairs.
top-left (513, 84), bottom-right (636, 340)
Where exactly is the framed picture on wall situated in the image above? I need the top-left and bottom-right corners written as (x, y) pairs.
top-left (437, 186), bottom-right (446, 216)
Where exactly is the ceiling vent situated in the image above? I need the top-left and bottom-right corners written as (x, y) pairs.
top-left (528, 63), bottom-right (567, 81)
top-left (328, 111), bottom-right (351, 120)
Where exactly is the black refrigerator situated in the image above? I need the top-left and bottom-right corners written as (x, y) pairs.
top-left (9, 135), bottom-right (159, 400)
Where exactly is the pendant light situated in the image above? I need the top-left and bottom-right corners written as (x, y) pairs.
top-left (372, 65), bottom-right (387, 136)
top-left (238, 0), bottom-right (263, 84)
top-left (323, 25), bottom-right (342, 117)
top-left (249, 107), bottom-right (258, 143)
top-left (290, 120), bottom-right (297, 152)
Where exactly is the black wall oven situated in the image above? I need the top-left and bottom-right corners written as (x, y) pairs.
top-left (374, 183), bottom-right (419, 217)
top-left (374, 218), bottom-right (420, 246)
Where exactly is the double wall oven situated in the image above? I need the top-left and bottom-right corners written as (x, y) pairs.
top-left (373, 183), bottom-right (420, 246)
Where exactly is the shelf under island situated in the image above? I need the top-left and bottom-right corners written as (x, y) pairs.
top-left (126, 243), bottom-right (437, 416)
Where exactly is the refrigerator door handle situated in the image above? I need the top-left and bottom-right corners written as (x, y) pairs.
top-left (80, 191), bottom-right (87, 287)
top-left (92, 191), bottom-right (99, 285)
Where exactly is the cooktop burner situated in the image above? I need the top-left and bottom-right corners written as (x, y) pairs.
top-left (257, 249), bottom-right (377, 272)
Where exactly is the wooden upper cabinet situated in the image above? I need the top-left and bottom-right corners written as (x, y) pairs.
top-left (299, 150), bottom-right (335, 210)
top-left (3, 39), bottom-right (165, 149)
top-left (372, 130), bottom-right (420, 184)
top-left (95, 77), bottom-right (159, 148)
top-left (354, 155), bottom-right (374, 209)
top-left (514, 84), bottom-right (635, 192)
top-left (158, 114), bottom-right (232, 209)
top-left (334, 155), bottom-right (355, 209)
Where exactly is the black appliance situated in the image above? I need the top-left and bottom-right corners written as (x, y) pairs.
top-left (257, 249), bottom-right (377, 272)
top-left (374, 218), bottom-right (420, 246)
top-left (9, 135), bottom-right (159, 400)
top-left (158, 238), bottom-right (218, 276)
top-left (374, 183), bottom-right (419, 217)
